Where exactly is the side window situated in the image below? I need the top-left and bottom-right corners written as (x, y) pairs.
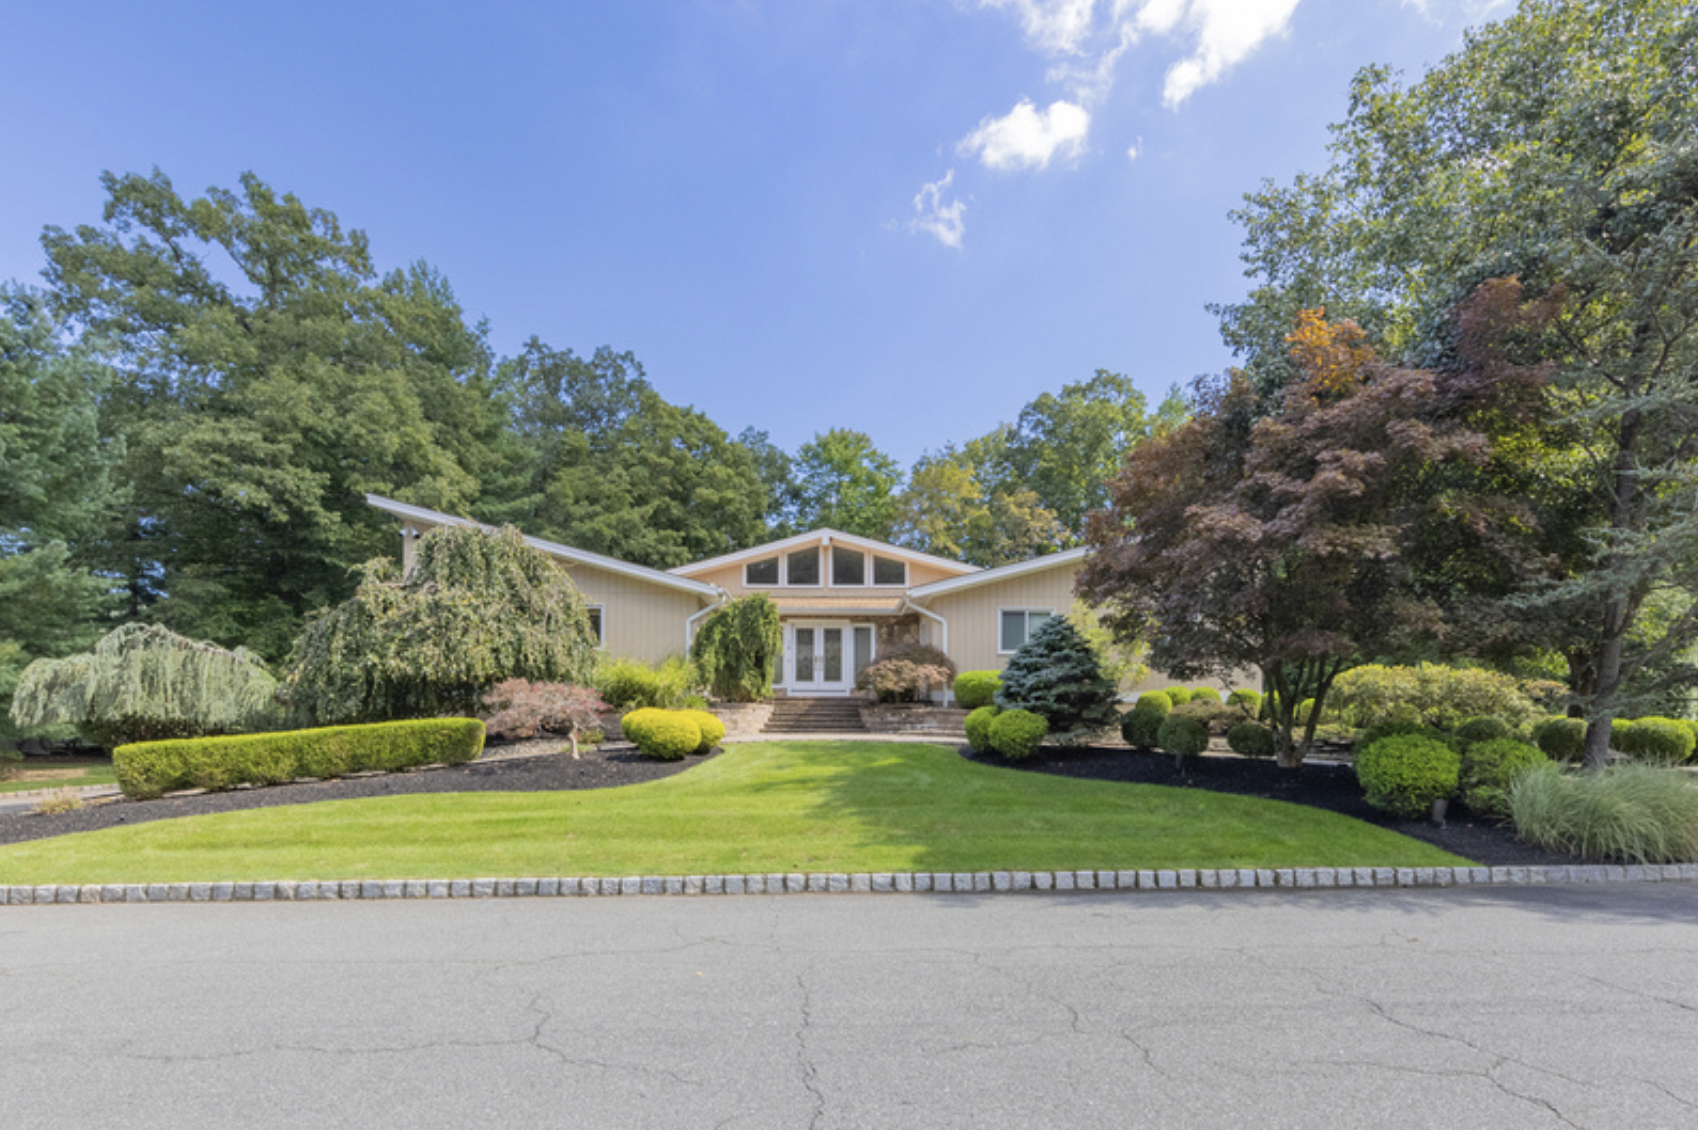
top-left (872, 555), bottom-right (906, 585)
top-left (587, 605), bottom-right (605, 647)
top-left (745, 557), bottom-right (779, 585)
top-left (786, 547), bottom-right (820, 585)
top-left (832, 546), bottom-right (865, 586)
top-left (998, 609), bottom-right (1053, 653)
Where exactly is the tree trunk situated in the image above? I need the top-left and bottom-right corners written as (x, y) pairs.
top-left (1583, 407), bottom-right (1644, 773)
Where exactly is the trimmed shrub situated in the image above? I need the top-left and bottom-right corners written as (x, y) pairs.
top-left (12, 623), bottom-right (281, 750)
top-left (1510, 762), bottom-right (1698, 863)
top-left (1355, 735), bottom-right (1461, 819)
top-left (620, 708), bottom-right (702, 761)
top-left (1162, 687), bottom-right (1195, 706)
top-left (988, 709), bottom-right (1049, 760)
top-left (964, 705), bottom-right (1000, 753)
top-left (1121, 704), bottom-right (1166, 749)
top-left (596, 656), bottom-right (699, 711)
top-left (1190, 687), bottom-right (1223, 704)
top-left (994, 618), bottom-right (1118, 739)
top-left (1227, 722), bottom-right (1276, 759)
top-left (683, 709), bottom-right (727, 753)
top-left (1134, 691), bottom-right (1174, 717)
top-left (690, 595), bottom-right (781, 702)
top-left (1157, 714), bottom-right (1210, 759)
top-left (1615, 717), bottom-right (1696, 763)
top-left (1330, 663), bottom-right (1543, 730)
top-left (1459, 738), bottom-right (1547, 819)
top-left (953, 671), bottom-right (1002, 710)
top-left (113, 719), bottom-right (485, 800)
top-left (1227, 689), bottom-right (1262, 711)
top-left (1534, 716), bottom-right (1587, 762)
top-left (1453, 716), bottom-right (1513, 746)
top-left (1355, 718), bottom-right (1451, 753)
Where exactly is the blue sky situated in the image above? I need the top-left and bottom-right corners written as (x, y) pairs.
top-left (1, 1), bottom-right (1510, 469)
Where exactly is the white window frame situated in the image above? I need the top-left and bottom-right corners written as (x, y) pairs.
top-left (869, 554), bottom-right (908, 587)
top-left (744, 557), bottom-right (781, 586)
top-left (997, 607), bottom-right (1054, 655)
top-left (586, 604), bottom-right (606, 648)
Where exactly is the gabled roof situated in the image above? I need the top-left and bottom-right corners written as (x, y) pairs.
top-left (905, 546), bottom-right (1090, 602)
top-left (364, 494), bottom-right (723, 601)
top-left (668, 528), bottom-right (980, 579)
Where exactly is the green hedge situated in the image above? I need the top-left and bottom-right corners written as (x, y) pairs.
top-left (989, 709), bottom-right (1048, 760)
top-left (1614, 717), bottom-right (1696, 763)
top-left (1459, 738), bottom-right (1547, 819)
top-left (1355, 734), bottom-right (1460, 820)
top-left (114, 718), bottom-right (486, 800)
top-left (620, 708), bottom-right (703, 761)
top-left (1227, 722), bottom-right (1275, 758)
top-left (1534, 717), bottom-right (1586, 762)
top-left (964, 705), bottom-right (1000, 753)
top-left (953, 671), bottom-right (1003, 710)
top-left (1157, 715), bottom-right (1210, 758)
top-left (1121, 704), bottom-right (1165, 749)
top-left (683, 709), bottom-right (727, 754)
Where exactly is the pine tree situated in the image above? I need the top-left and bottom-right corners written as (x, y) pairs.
top-left (993, 617), bottom-right (1119, 742)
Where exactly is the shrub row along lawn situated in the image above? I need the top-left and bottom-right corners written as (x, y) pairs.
top-left (0, 761), bottom-right (118, 795)
top-left (0, 742), bottom-right (1469, 885)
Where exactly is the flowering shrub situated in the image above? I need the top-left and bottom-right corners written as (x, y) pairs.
top-left (481, 679), bottom-right (608, 757)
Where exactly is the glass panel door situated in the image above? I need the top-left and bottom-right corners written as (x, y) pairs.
top-left (822, 628), bottom-right (843, 683)
top-left (795, 627), bottom-right (815, 683)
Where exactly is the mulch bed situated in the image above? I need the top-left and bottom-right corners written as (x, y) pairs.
top-left (1, 738), bottom-right (1576, 867)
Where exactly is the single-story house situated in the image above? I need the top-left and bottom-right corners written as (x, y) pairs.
top-left (367, 494), bottom-right (1094, 697)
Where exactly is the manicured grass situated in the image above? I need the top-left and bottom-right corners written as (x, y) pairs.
top-left (0, 761), bottom-right (117, 794)
top-left (0, 741), bottom-right (1470, 884)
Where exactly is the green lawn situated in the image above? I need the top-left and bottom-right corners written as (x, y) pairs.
top-left (0, 760), bottom-right (117, 794)
top-left (0, 741), bottom-right (1469, 884)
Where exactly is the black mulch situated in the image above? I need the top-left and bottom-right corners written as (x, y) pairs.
top-left (1, 738), bottom-right (1576, 867)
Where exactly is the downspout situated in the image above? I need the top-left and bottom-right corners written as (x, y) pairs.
top-left (685, 589), bottom-right (729, 653)
top-left (902, 597), bottom-right (950, 704)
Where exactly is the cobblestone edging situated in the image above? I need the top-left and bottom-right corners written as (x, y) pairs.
top-left (5, 863), bottom-right (1696, 906)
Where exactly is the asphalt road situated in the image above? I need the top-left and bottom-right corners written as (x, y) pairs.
top-left (3, 886), bottom-right (1696, 1129)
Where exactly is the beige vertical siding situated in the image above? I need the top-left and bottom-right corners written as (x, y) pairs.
top-left (923, 565), bottom-right (1082, 674)
top-left (560, 563), bottom-right (707, 664)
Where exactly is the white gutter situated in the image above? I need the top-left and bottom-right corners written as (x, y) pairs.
top-left (684, 590), bottom-right (730, 652)
top-left (902, 598), bottom-right (948, 655)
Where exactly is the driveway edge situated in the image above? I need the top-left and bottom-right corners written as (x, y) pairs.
top-left (6, 862), bottom-right (1697, 905)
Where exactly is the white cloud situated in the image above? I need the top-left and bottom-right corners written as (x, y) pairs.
top-left (958, 98), bottom-right (1091, 172)
top-left (1126, 137), bottom-right (1140, 162)
top-left (911, 170), bottom-right (967, 249)
top-left (974, 0), bottom-right (1301, 108)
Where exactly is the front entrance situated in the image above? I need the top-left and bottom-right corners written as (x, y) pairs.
top-left (781, 621), bottom-right (875, 695)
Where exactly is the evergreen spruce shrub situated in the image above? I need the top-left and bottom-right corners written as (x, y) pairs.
top-left (1510, 763), bottom-right (1698, 864)
top-left (953, 671), bottom-right (1002, 710)
top-left (1614, 717), bottom-right (1696, 763)
top-left (10, 623), bottom-right (282, 750)
top-left (1355, 735), bottom-right (1461, 819)
top-left (964, 705), bottom-right (1000, 753)
top-left (1453, 715), bottom-right (1513, 746)
top-left (283, 525), bottom-right (597, 724)
top-left (690, 595), bottom-right (781, 702)
top-left (683, 709), bottom-right (726, 753)
top-left (1156, 714), bottom-right (1210, 759)
top-left (1121, 704), bottom-right (1165, 749)
top-left (596, 655), bottom-right (699, 711)
top-left (1459, 738), bottom-right (1547, 819)
top-left (1227, 722), bottom-right (1276, 759)
top-left (620, 708), bottom-right (702, 761)
top-left (1534, 716), bottom-right (1586, 762)
top-left (988, 709), bottom-right (1048, 760)
top-left (113, 718), bottom-right (485, 800)
top-left (993, 617), bottom-right (1118, 741)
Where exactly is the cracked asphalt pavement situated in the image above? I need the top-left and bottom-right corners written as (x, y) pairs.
top-left (3, 885), bottom-right (1696, 1129)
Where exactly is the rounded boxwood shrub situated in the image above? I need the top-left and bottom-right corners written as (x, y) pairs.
top-left (1534, 716), bottom-right (1586, 762)
top-left (1134, 691), bottom-right (1173, 717)
top-left (1614, 716), bottom-right (1696, 763)
top-left (1355, 718), bottom-right (1450, 753)
top-left (683, 709), bottom-right (726, 754)
top-left (1355, 735), bottom-right (1461, 819)
top-left (989, 709), bottom-right (1049, 760)
top-left (1121, 704), bottom-right (1166, 749)
top-left (1227, 722), bottom-right (1276, 759)
top-left (953, 671), bottom-right (1002, 710)
top-left (1227, 688), bottom-right (1262, 711)
top-left (1459, 738), bottom-right (1547, 819)
top-left (964, 705), bottom-right (1000, 753)
top-left (1453, 715), bottom-right (1512, 746)
top-left (1190, 687), bottom-right (1222, 704)
top-left (1156, 714), bottom-right (1210, 758)
top-left (1162, 687), bottom-right (1194, 706)
top-left (621, 708), bottom-right (702, 761)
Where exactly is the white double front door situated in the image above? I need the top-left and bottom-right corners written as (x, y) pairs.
top-left (782, 621), bottom-right (875, 695)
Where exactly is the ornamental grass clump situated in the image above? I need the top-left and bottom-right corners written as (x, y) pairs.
top-left (1355, 734), bottom-right (1460, 820)
top-left (10, 623), bottom-right (281, 750)
top-left (1509, 763), bottom-right (1698, 864)
top-left (1458, 738), bottom-right (1547, 819)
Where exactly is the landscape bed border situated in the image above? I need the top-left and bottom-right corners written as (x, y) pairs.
top-left (6, 862), bottom-right (1696, 907)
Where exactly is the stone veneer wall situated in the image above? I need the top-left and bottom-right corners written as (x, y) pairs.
top-left (713, 702), bottom-right (776, 736)
top-left (859, 704), bottom-right (969, 734)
